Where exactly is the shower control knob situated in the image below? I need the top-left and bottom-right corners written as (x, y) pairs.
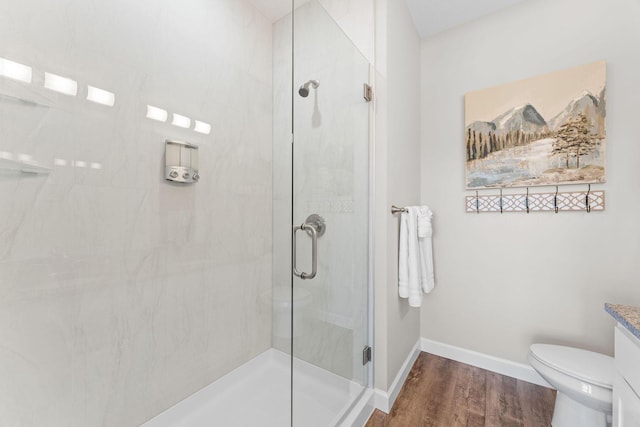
top-left (169, 170), bottom-right (179, 179)
top-left (192, 172), bottom-right (200, 181)
top-left (182, 172), bottom-right (190, 180)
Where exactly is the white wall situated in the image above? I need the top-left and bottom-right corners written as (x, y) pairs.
top-left (0, 1), bottom-right (273, 425)
top-left (374, 0), bottom-right (422, 391)
top-left (420, 0), bottom-right (640, 364)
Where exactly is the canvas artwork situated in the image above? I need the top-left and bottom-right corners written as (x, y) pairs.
top-left (465, 61), bottom-right (606, 189)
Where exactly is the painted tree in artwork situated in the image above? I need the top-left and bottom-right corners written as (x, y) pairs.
top-left (552, 113), bottom-right (600, 168)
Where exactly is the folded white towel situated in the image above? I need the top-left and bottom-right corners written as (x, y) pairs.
top-left (406, 207), bottom-right (422, 307)
top-left (418, 206), bottom-right (435, 294)
top-left (398, 206), bottom-right (435, 307)
top-left (398, 211), bottom-right (409, 299)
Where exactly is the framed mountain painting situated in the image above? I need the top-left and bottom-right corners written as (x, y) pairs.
top-left (464, 61), bottom-right (606, 189)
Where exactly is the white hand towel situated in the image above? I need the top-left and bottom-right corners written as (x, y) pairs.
top-left (406, 207), bottom-right (422, 307)
top-left (398, 206), bottom-right (435, 307)
top-left (398, 211), bottom-right (409, 299)
top-left (398, 207), bottom-right (423, 307)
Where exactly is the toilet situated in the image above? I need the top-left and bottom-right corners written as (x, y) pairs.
top-left (272, 286), bottom-right (313, 339)
top-left (528, 344), bottom-right (614, 427)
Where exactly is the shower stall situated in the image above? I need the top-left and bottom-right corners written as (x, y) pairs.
top-left (0, 0), bottom-right (372, 426)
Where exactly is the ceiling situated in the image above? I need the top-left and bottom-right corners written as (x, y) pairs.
top-left (404, 0), bottom-right (529, 39)
top-left (246, 0), bottom-right (530, 39)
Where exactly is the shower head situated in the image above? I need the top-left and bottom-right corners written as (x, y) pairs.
top-left (298, 80), bottom-right (319, 97)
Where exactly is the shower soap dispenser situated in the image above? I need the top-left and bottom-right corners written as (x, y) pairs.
top-left (165, 139), bottom-right (199, 183)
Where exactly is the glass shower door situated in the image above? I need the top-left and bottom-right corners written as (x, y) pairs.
top-left (291, 1), bottom-right (371, 425)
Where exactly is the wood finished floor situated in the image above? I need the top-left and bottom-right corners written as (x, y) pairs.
top-left (365, 352), bottom-right (556, 427)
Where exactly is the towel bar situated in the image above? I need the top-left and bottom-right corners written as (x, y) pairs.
top-left (391, 205), bottom-right (407, 214)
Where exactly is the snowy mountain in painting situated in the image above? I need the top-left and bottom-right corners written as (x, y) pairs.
top-left (548, 89), bottom-right (606, 135)
top-left (492, 104), bottom-right (549, 135)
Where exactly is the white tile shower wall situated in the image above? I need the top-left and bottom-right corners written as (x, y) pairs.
top-left (272, 10), bottom-right (293, 307)
top-left (272, 0), bottom-right (370, 382)
top-left (317, 0), bottom-right (375, 64)
top-left (0, 1), bottom-right (273, 426)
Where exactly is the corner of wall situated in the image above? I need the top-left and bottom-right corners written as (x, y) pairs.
top-left (373, 0), bottom-right (422, 393)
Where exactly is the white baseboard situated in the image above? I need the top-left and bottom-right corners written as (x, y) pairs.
top-left (374, 339), bottom-right (422, 413)
top-left (420, 338), bottom-right (551, 388)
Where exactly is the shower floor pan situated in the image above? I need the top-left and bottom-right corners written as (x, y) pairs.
top-left (142, 349), bottom-right (367, 427)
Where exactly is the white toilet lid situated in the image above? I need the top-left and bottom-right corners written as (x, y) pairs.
top-left (529, 344), bottom-right (613, 389)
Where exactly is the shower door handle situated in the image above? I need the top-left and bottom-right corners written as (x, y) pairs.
top-left (293, 222), bottom-right (317, 280)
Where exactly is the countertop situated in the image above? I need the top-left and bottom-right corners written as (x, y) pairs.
top-left (606, 303), bottom-right (640, 340)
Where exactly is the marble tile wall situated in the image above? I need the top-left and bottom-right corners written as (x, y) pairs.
top-left (317, 0), bottom-right (375, 64)
top-left (0, 0), bottom-right (273, 426)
